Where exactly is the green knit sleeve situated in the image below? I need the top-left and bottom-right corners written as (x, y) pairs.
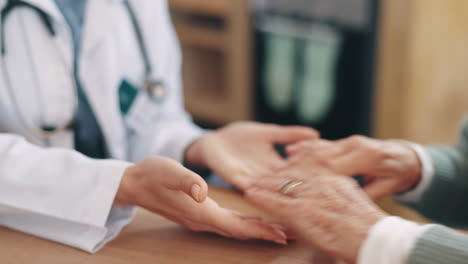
top-left (408, 226), bottom-right (468, 264)
top-left (405, 118), bottom-right (468, 227)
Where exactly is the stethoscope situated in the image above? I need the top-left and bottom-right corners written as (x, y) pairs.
top-left (0, 0), bottom-right (167, 142)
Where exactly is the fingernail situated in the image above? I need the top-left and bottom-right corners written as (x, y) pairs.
top-left (273, 239), bottom-right (288, 245)
top-left (270, 224), bottom-right (286, 231)
top-left (274, 239), bottom-right (288, 245)
top-left (191, 184), bottom-right (201, 202)
top-left (271, 226), bottom-right (287, 240)
top-left (285, 145), bottom-right (297, 152)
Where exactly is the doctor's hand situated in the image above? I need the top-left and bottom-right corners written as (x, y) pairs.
top-left (246, 175), bottom-right (387, 264)
top-left (184, 122), bottom-right (319, 190)
top-left (115, 156), bottom-right (288, 244)
top-left (284, 136), bottom-right (423, 201)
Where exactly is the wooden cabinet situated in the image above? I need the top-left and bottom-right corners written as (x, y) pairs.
top-left (168, 0), bottom-right (254, 125)
top-left (375, 0), bottom-right (468, 144)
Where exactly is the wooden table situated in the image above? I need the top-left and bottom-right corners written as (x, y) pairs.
top-left (0, 187), bottom-right (335, 264)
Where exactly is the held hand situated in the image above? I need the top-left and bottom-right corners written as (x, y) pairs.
top-left (115, 156), bottom-right (288, 244)
top-left (185, 122), bottom-right (319, 190)
top-left (246, 175), bottom-right (387, 264)
top-left (284, 136), bottom-right (423, 200)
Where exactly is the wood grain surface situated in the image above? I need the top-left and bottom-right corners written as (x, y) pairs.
top-left (0, 187), bottom-right (334, 264)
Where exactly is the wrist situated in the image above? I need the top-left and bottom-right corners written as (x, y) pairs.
top-left (184, 135), bottom-right (209, 168)
top-left (386, 140), bottom-right (423, 192)
top-left (394, 142), bottom-right (435, 202)
top-left (114, 165), bottom-right (139, 206)
top-left (350, 212), bottom-right (388, 262)
top-left (403, 148), bottom-right (423, 192)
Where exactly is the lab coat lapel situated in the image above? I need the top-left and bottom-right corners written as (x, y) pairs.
top-left (79, 0), bottom-right (127, 160)
top-left (8, 0), bottom-right (64, 23)
top-left (81, 0), bottom-right (124, 55)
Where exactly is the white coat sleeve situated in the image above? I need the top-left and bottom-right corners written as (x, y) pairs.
top-left (126, 1), bottom-right (205, 163)
top-left (0, 134), bottom-right (135, 253)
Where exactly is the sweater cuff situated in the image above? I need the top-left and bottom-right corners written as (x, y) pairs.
top-left (393, 142), bottom-right (435, 203)
top-left (357, 216), bottom-right (432, 264)
top-left (407, 225), bottom-right (468, 264)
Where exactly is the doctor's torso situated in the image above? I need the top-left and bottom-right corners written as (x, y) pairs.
top-left (0, 0), bottom-right (179, 160)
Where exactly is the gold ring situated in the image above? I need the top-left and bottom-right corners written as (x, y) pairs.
top-left (279, 180), bottom-right (303, 195)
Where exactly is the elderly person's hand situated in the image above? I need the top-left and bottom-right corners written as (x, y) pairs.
top-left (245, 174), bottom-right (388, 264)
top-left (185, 122), bottom-right (319, 190)
top-left (115, 156), bottom-right (288, 244)
top-left (284, 136), bottom-right (423, 200)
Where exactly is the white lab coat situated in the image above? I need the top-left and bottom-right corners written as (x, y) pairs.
top-left (0, 0), bottom-right (204, 252)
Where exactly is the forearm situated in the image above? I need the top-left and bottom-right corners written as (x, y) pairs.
top-left (0, 134), bottom-right (134, 252)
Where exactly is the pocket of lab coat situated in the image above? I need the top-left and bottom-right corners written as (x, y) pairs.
top-left (124, 91), bottom-right (162, 132)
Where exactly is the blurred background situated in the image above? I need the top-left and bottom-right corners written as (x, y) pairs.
top-left (169, 0), bottom-right (468, 144)
top-left (168, 0), bottom-right (468, 222)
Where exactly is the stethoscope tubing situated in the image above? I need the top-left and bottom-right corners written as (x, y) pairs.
top-left (1, 6), bottom-right (77, 143)
top-left (0, 0), bottom-right (153, 144)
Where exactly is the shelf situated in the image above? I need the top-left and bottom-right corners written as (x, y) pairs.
top-left (185, 94), bottom-right (235, 125)
top-left (174, 23), bottom-right (227, 52)
top-left (169, 0), bottom-right (231, 17)
top-left (169, 0), bottom-right (254, 125)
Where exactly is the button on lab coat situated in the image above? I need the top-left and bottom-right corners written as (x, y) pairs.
top-left (0, 0), bottom-right (204, 252)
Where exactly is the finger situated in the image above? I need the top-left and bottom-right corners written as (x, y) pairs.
top-left (248, 175), bottom-right (293, 192)
top-left (167, 169), bottom-right (208, 203)
top-left (194, 199), bottom-right (289, 244)
top-left (228, 173), bottom-right (252, 191)
top-left (285, 139), bottom-right (332, 156)
top-left (222, 211), bottom-right (288, 244)
top-left (245, 188), bottom-right (294, 215)
top-left (269, 126), bottom-right (320, 144)
top-left (270, 223), bottom-right (297, 240)
top-left (285, 144), bottom-right (300, 156)
top-left (362, 180), bottom-right (398, 201)
top-left (326, 150), bottom-right (364, 176)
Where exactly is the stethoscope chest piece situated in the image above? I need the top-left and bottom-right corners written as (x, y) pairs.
top-left (145, 80), bottom-right (167, 103)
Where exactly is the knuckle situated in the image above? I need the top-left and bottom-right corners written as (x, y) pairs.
top-left (317, 158), bottom-right (331, 168)
top-left (364, 141), bottom-right (382, 154)
top-left (349, 135), bottom-right (367, 145)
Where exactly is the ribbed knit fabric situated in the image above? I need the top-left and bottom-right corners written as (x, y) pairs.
top-left (407, 226), bottom-right (468, 264)
top-left (404, 117), bottom-right (468, 263)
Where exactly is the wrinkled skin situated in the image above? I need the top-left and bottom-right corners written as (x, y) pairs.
top-left (115, 156), bottom-right (288, 244)
top-left (284, 136), bottom-right (422, 200)
top-left (246, 174), bottom-right (388, 264)
top-left (185, 122), bottom-right (319, 190)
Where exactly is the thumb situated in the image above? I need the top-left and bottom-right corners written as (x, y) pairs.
top-left (245, 188), bottom-right (292, 215)
top-left (173, 170), bottom-right (209, 203)
top-left (270, 126), bottom-right (320, 144)
top-left (285, 143), bottom-right (301, 156)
